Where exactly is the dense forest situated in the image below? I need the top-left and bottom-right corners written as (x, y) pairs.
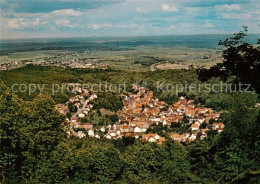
top-left (0, 30), bottom-right (260, 183)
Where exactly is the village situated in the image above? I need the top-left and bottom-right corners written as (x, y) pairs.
top-left (55, 83), bottom-right (224, 144)
top-left (0, 56), bottom-right (107, 71)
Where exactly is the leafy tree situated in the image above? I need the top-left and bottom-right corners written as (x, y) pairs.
top-left (187, 139), bottom-right (216, 182)
top-left (197, 27), bottom-right (260, 93)
top-left (19, 94), bottom-right (66, 181)
top-left (213, 92), bottom-right (260, 182)
top-left (122, 142), bottom-right (162, 182)
top-left (159, 140), bottom-right (200, 183)
top-left (0, 81), bottom-right (23, 181)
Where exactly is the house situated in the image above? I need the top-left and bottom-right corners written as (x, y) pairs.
top-left (170, 133), bottom-right (183, 142)
top-left (74, 122), bottom-right (80, 128)
top-left (116, 130), bottom-right (121, 135)
top-left (82, 92), bottom-right (89, 96)
top-left (55, 104), bottom-right (64, 109)
top-left (71, 117), bottom-right (78, 122)
top-left (187, 100), bottom-right (194, 104)
top-left (191, 124), bottom-right (199, 131)
top-left (212, 123), bottom-right (219, 130)
top-left (88, 129), bottom-right (95, 137)
top-left (189, 134), bottom-right (197, 142)
top-left (135, 115), bottom-right (147, 122)
top-left (110, 132), bottom-right (117, 137)
top-left (214, 122), bottom-right (224, 133)
top-left (189, 118), bottom-right (197, 124)
top-left (55, 104), bottom-right (69, 114)
top-left (218, 123), bottom-right (225, 129)
top-left (217, 128), bottom-right (224, 133)
top-left (135, 122), bottom-right (150, 132)
top-left (78, 113), bottom-right (85, 118)
top-left (162, 120), bottom-right (168, 126)
top-left (167, 116), bottom-right (179, 123)
top-left (147, 90), bottom-right (153, 97)
top-left (197, 117), bottom-right (205, 124)
top-left (77, 131), bottom-right (86, 138)
top-left (154, 134), bottom-right (160, 140)
top-left (196, 107), bottom-right (208, 114)
top-left (124, 132), bottom-right (134, 137)
top-left (150, 116), bottom-right (161, 122)
top-left (194, 121), bottom-right (201, 126)
top-left (150, 107), bottom-right (160, 116)
top-left (176, 115), bottom-right (183, 122)
top-left (133, 108), bottom-right (142, 114)
top-left (81, 123), bottom-right (93, 130)
top-left (108, 129), bottom-right (115, 133)
top-left (121, 124), bottom-right (130, 132)
top-left (134, 126), bottom-right (142, 133)
top-left (95, 134), bottom-right (100, 139)
top-left (142, 133), bottom-right (158, 141)
top-left (158, 137), bottom-right (166, 144)
top-left (100, 126), bottom-right (106, 132)
top-left (70, 121), bottom-right (78, 127)
top-left (83, 110), bottom-right (89, 115)
top-left (201, 128), bottom-right (209, 135)
top-left (185, 110), bottom-right (196, 117)
top-left (105, 134), bottom-right (111, 139)
top-left (148, 136), bottom-right (156, 142)
top-left (60, 106), bottom-right (69, 114)
top-left (200, 134), bottom-right (206, 140)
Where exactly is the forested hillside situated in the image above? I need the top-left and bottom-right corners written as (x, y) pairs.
top-left (0, 80), bottom-right (259, 183)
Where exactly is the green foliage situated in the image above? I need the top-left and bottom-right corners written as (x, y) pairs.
top-left (197, 27), bottom-right (260, 93)
top-left (230, 169), bottom-right (260, 184)
top-left (0, 81), bottom-right (22, 179)
top-left (213, 92), bottom-right (260, 182)
top-left (0, 81), bottom-right (67, 182)
top-left (122, 142), bottom-right (161, 182)
top-left (90, 92), bottom-right (123, 112)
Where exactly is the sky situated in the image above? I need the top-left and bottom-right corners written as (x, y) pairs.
top-left (0, 0), bottom-right (260, 39)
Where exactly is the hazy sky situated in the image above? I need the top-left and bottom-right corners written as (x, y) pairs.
top-left (0, 0), bottom-right (260, 39)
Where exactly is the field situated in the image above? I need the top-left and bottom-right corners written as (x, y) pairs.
top-left (0, 46), bottom-right (223, 71)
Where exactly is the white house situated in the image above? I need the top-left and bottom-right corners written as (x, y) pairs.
top-left (105, 134), bottom-right (111, 139)
top-left (189, 134), bottom-right (197, 141)
top-left (88, 130), bottom-right (95, 137)
top-left (116, 130), bottom-right (121, 135)
top-left (134, 126), bottom-right (142, 133)
top-left (83, 110), bottom-right (88, 115)
top-left (154, 134), bottom-right (160, 140)
top-left (95, 134), bottom-right (100, 139)
top-left (110, 132), bottom-right (116, 137)
top-left (78, 113), bottom-right (85, 118)
top-left (162, 120), bottom-right (168, 126)
top-left (100, 126), bottom-right (106, 132)
top-left (78, 131), bottom-right (86, 138)
top-left (150, 116), bottom-right (161, 122)
top-left (148, 137), bottom-right (156, 142)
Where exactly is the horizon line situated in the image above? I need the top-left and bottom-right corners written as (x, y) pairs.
top-left (1, 32), bottom-right (259, 41)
